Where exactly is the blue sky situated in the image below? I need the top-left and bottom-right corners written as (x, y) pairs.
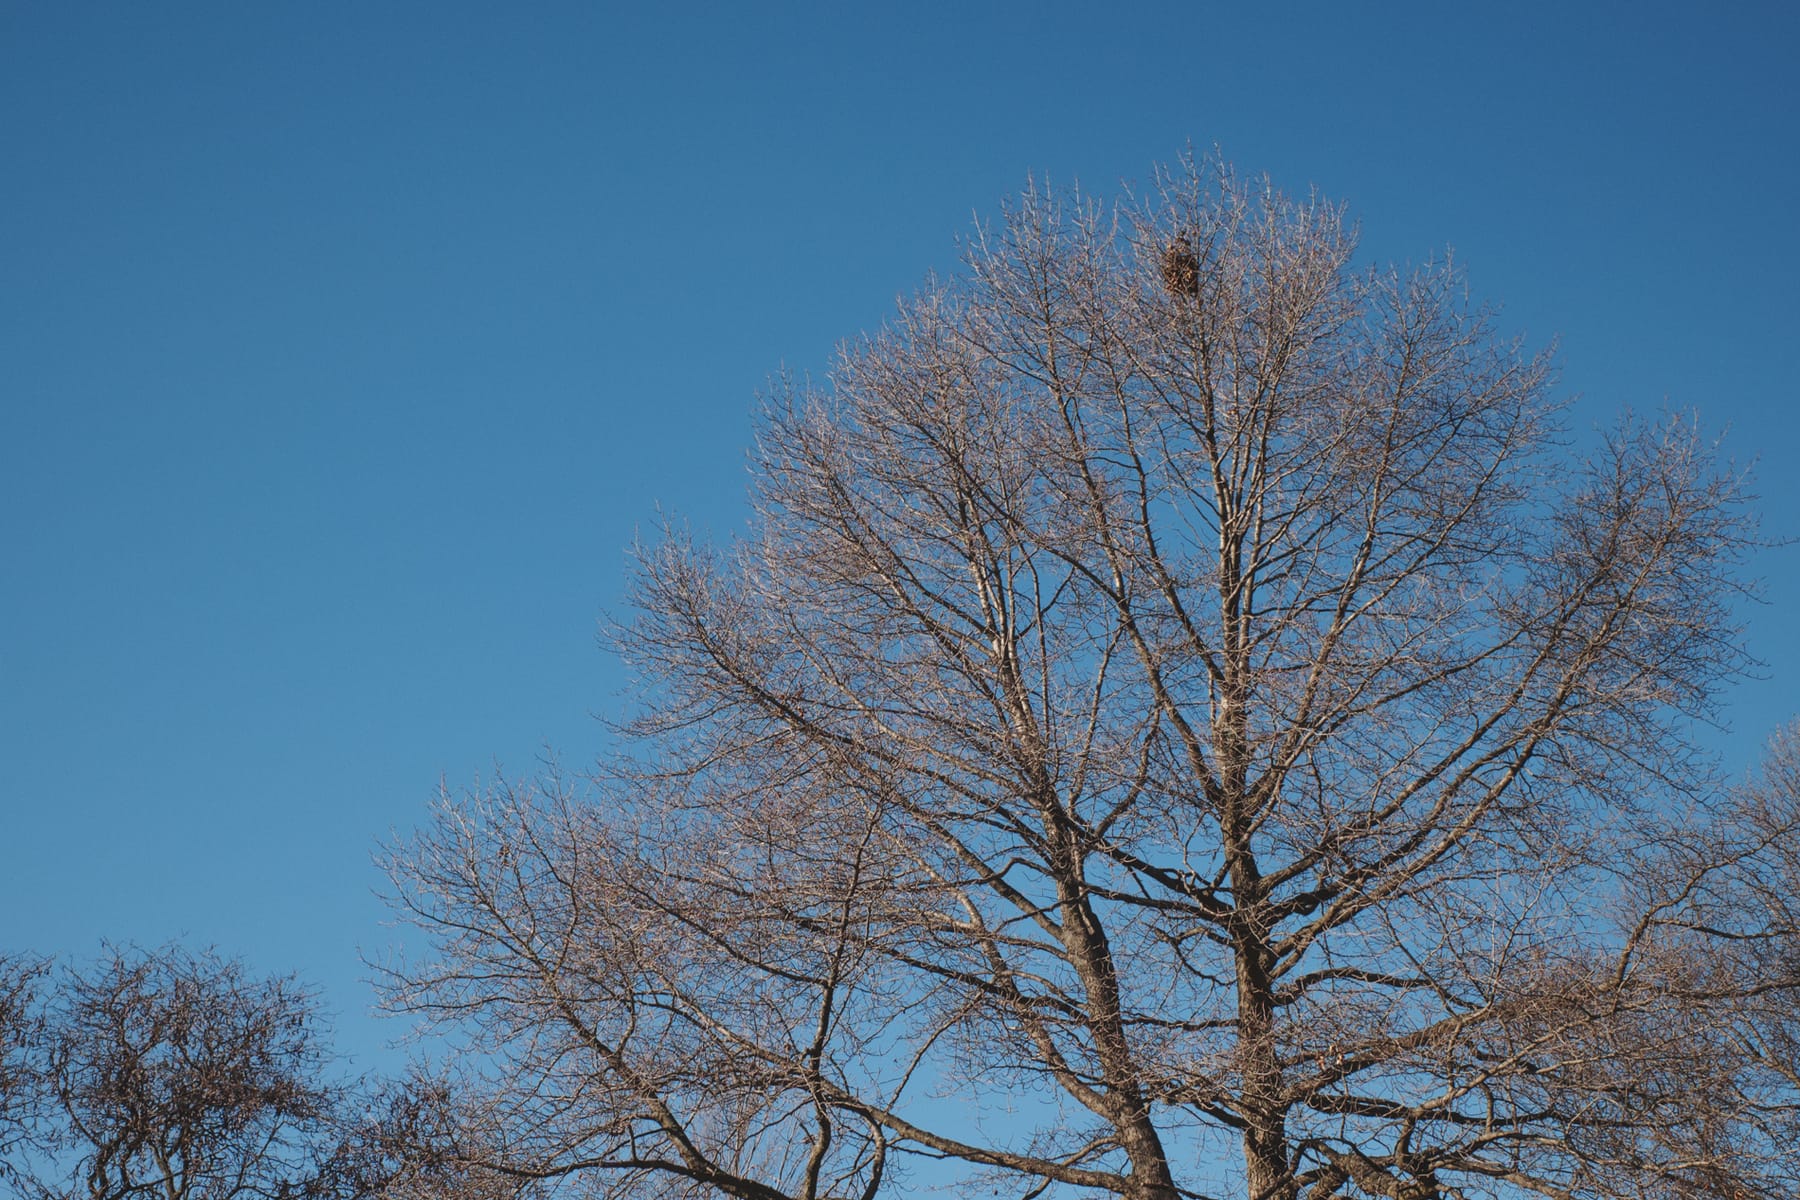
top-left (3, 2), bottom-right (1796, 1074)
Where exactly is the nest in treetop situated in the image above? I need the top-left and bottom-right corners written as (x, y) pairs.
top-left (1161, 240), bottom-right (1200, 299)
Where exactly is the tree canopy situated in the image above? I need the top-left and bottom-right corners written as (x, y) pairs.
top-left (380, 156), bottom-right (1799, 1200)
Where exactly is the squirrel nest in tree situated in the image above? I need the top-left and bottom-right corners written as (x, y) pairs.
top-left (1161, 240), bottom-right (1200, 298)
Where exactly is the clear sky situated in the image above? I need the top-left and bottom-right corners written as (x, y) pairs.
top-left (4, 2), bottom-right (1796, 1075)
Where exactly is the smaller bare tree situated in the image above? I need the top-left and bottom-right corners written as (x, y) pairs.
top-left (0, 952), bottom-right (49, 1185)
top-left (2, 944), bottom-right (355, 1200)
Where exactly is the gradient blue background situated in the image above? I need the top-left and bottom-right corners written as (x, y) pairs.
top-left (4, 2), bottom-right (1796, 1074)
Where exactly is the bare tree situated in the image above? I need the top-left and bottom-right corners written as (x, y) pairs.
top-left (381, 155), bottom-right (1796, 1200)
top-left (0, 953), bottom-right (48, 1185)
top-left (2, 944), bottom-right (362, 1200)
